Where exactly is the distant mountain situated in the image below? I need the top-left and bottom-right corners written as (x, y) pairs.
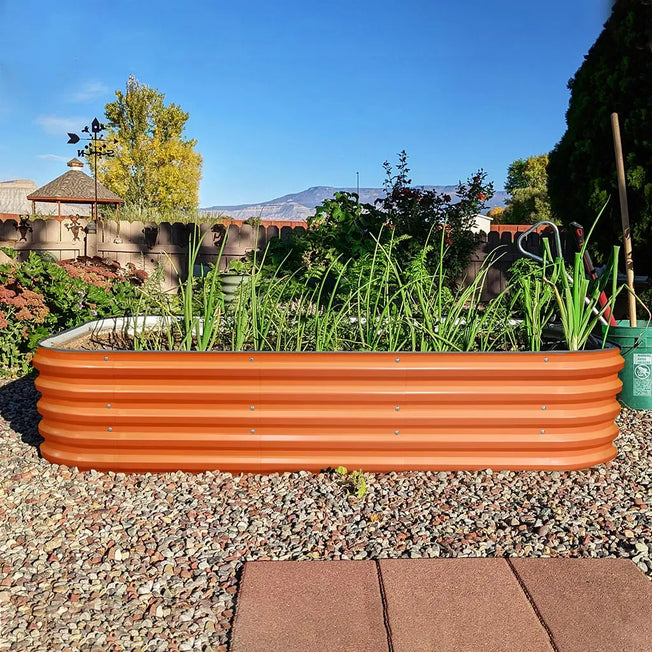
top-left (201, 186), bottom-right (509, 221)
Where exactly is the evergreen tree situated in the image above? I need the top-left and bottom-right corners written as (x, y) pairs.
top-left (96, 75), bottom-right (202, 213)
top-left (547, 0), bottom-right (652, 274)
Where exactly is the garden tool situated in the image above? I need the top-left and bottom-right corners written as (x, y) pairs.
top-left (611, 112), bottom-right (638, 326)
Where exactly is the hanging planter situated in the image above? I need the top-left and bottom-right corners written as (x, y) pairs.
top-left (33, 317), bottom-right (624, 474)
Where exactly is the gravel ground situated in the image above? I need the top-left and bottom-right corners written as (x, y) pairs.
top-left (1, 376), bottom-right (650, 652)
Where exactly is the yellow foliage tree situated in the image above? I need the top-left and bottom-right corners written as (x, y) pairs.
top-left (94, 76), bottom-right (202, 213)
top-left (487, 206), bottom-right (505, 224)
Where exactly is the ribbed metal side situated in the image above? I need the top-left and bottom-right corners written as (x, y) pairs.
top-left (33, 333), bottom-right (624, 473)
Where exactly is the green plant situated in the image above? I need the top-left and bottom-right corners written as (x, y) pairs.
top-left (228, 258), bottom-right (251, 274)
top-left (378, 150), bottom-right (491, 280)
top-left (134, 226), bottom-right (229, 352)
top-left (102, 207), bottom-right (627, 356)
top-left (0, 250), bottom-right (149, 378)
top-left (502, 154), bottom-right (557, 225)
top-left (508, 257), bottom-right (558, 351)
top-left (543, 208), bottom-right (622, 351)
top-left (261, 153), bottom-right (493, 308)
top-left (128, 223), bottom-right (516, 354)
top-left (261, 190), bottom-right (386, 302)
top-left (334, 466), bottom-right (367, 498)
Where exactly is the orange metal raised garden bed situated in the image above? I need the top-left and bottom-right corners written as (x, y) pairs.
top-left (33, 318), bottom-right (624, 473)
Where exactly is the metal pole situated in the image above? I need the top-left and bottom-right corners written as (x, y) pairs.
top-left (610, 112), bottom-right (637, 327)
top-left (94, 146), bottom-right (99, 224)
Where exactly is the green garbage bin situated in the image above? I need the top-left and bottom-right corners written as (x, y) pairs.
top-left (603, 320), bottom-right (652, 410)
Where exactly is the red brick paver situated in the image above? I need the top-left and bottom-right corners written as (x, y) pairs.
top-left (379, 558), bottom-right (552, 651)
top-left (231, 559), bottom-right (651, 652)
top-left (230, 560), bottom-right (388, 652)
top-left (511, 558), bottom-right (652, 652)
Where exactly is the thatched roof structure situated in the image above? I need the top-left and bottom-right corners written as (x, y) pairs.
top-left (27, 159), bottom-right (123, 204)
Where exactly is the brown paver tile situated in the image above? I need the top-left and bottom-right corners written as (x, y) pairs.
top-left (511, 558), bottom-right (652, 652)
top-left (379, 558), bottom-right (553, 652)
top-left (230, 560), bottom-right (389, 652)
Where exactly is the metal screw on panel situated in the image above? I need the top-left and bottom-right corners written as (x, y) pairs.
top-left (543, 357), bottom-right (549, 362)
top-left (541, 405), bottom-right (547, 410)
top-left (540, 429), bottom-right (546, 434)
top-left (395, 358), bottom-right (400, 363)
top-left (104, 356), bottom-right (109, 361)
top-left (108, 427), bottom-right (113, 432)
top-left (106, 404), bottom-right (111, 409)
top-left (250, 405), bottom-right (255, 411)
top-left (394, 430), bottom-right (400, 435)
top-left (249, 357), bottom-right (254, 361)
top-left (250, 429), bottom-right (256, 433)
top-left (395, 406), bottom-right (400, 411)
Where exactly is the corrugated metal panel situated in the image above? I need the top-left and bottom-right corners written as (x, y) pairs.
top-left (33, 343), bottom-right (624, 473)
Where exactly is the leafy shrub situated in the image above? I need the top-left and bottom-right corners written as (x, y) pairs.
top-left (262, 151), bottom-right (493, 301)
top-left (378, 150), bottom-right (494, 280)
top-left (263, 190), bottom-right (386, 298)
top-left (0, 250), bottom-right (149, 377)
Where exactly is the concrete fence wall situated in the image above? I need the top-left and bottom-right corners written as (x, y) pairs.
top-left (0, 216), bottom-right (563, 297)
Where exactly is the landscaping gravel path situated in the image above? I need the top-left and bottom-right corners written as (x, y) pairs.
top-left (1, 376), bottom-right (650, 651)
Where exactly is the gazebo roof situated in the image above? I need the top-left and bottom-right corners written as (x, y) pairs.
top-left (27, 159), bottom-right (124, 204)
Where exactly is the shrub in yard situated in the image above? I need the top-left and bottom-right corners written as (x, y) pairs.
top-left (378, 150), bottom-right (494, 280)
top-left (262, 151), bottom-right (494, 300)
top-left (262, 190), bottom-right (387, 301)
top-left (0, 249), bottom-right (148, 377)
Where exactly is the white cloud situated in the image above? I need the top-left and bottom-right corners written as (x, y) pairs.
top-left (35, 115), bottom-right (86, 136)
top-left (72, 81), bottom-right (109, 102)
top-left (36, 154), bottom-right (69, 161)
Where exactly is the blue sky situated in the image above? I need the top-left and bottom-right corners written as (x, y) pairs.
top-left (0, 0), bottom-right (611, 207)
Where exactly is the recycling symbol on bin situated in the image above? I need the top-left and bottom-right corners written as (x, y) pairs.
top-left (634, 364), bottom-right (651, 380)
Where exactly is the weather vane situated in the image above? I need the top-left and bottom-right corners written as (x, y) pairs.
top-left (67, 117), bottom-right (115, 159)
top-left (67, 118), bottom-right (117, 222)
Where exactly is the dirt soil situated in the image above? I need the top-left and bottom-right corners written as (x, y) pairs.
top-left (58, 331), bottom-right (138, 351)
